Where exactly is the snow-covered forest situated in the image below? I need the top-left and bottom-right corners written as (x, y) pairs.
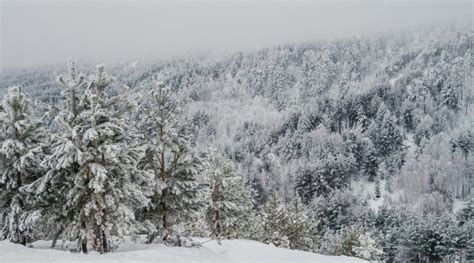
top-left (0, 23), bottom-right (472, 262)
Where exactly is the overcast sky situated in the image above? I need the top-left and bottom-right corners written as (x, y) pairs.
top-left (0, 0), bottom-right (471, 72)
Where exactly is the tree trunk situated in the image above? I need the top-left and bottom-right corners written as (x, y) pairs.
top-left (81, 239), bottom-right (88, 254)
top-left (161, 188), bottom-right (168, 230)
top-left (214, 183), bottom-right (221, 238)
top-left (18, 231), bottom-right (26, 246)
top-left (215, 210), bottom-right (221, 238)
top-left (51, 226), bottom-right (65, 248)
top-left (14, 169), bottom-right (27, 246)
top-left (146, 232), bottom-right (159, 244)
top-left (92, 211), bottom-right (110, 253)
top-left (102, 229), bottom-right (109, 253)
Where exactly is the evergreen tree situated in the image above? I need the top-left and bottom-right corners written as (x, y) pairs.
top-left (368, 105), bottom-right (403, 157)
top-left (295, 153), bottom-right (355, 203)
top-left (294, 167), bottom-right (315, 204)
top-left (399, 213), bottom-right (457, 262)
top-left (319, 226), bottom-right (364, 257)
top-left (137, 80), bottom-right (203, 244)
top-left (363, 142), bottom-right (379, 181)
top-left (308, 189), bottom-right (373, 234)
top-left (24, 62), bottom-right (150, 253)
top-left (353, 232), bottom-right (382, 260)
top-left (261, 194), bottom-right (315, 251)
top-left (21, 60), bottom-right (89, 249)
top-left (456, 199), bottom-right (473, 261)
top-left (261, 194), bottom-right (290, 248)
top-left (204, 152), bottom-right (254, 240)
top-left (285, 195), bottom-right (317, 252)
top-left (0, 86), bottom-right (45, 245)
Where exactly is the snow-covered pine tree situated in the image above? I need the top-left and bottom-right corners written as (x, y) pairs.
top-left (68, 64), bottom-right (149, 253)
top-left (353, 232), bottom-right (383, 261)
top-left (368, 104), bottom-right (403, 157)
top-left (261, 194), bottom-right (290, 248)
top-left (362, 141), bottom-right (379, 181)
top-left (24, 62), bottom-right (150, 253)
top-left (204, 152), bottom-right (253, 240)
top-left (0, 86), bottom-right (45, 245)
top-left (399, 213), bottom-right (457, 262)
top-left (136, 79), bottom-right (203, 244)
top-left (285, 194), bottom-right (317, 251)
top-left (261, 193), bottom-right (316, 251)
top-left (319, 226), bottom-right (381, 259)
top-left (21, 60), bottom-right (90, 249)
top-left (307, 188), bottom-right (373, 234)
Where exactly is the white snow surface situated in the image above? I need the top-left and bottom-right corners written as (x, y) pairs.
top-left (0, 238), bottom-right (366, 263)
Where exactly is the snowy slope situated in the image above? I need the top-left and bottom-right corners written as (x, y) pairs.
top-left (0, 238), bottom-right (365, 263)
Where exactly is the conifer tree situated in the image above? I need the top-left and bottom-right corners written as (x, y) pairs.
top-left (137, 80), bottom-right (203, 244)
top-left (353, 232), bottom-right (383, 260)
top-left (0, 86), bottom-right (45, 245)
top-left (24, 62), bottom-right (150, 253)
top-left (261, 194), bottom-right (315, 251)
top-left (204, 152), bottom-right (253, 239)
top-left (22, 60), bottom-right (89, 249)
top-left (262, 194), bottom-right (290, 248)
top-left (285, 195), bottom-right (317, 251)
top-left (368, 105), bottom-right (403, 157)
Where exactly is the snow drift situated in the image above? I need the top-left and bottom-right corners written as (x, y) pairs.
top-left (0, 238), bottom-right (365, 263)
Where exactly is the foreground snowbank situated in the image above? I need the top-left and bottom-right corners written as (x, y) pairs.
top-left (0, 238), bottom-right (365, 263)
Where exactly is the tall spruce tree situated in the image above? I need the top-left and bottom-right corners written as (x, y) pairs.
top-left (137, 80), bottom-right (203, 244)
top-left (0, 86), bottom-right (45, 245)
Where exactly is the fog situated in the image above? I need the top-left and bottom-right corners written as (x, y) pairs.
top-left (0, 0), bottom-right (471, 72)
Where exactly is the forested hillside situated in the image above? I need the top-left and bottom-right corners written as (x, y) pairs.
top-left (0, 25), bottom-right (472, 262)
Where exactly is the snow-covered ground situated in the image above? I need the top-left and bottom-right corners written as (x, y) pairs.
top-left (0, 238), bottom-right (365, 263)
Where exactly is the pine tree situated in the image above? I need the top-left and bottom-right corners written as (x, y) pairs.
top-left (205, 152), bottom-right (254, 240)
top-left (368, 105), bottom-right (403, 157)
top-left (285, 195), bottom-right (317, 251)
top-left (136, 80), bottom-right (203, 244)
top-left (319, 226), bottom-right (362, 257)
top-left (18, 60), bottom-right (84, 249)
top-left (295, 153), bottom-right (354, 203)
top-left (382, 228), bottom-right (400, 262)
top-left (456, 199), bottom-right (473, 261)
top-left (353, 232), bottom-right (382, 260)
top-left (261, 194), bottom-right (290, 248)
top-left (294, 167), bottom-right (314, 204)
top-left (338, 228), bottom-right (360, 257)
top-left (363, 141), bottom-right (379, 181)
top-left (67, 64), bottom-right (149, 253)
top-left (308, 189), bottom-right (373, 234)
top-left (21, 60), bottom-right (89, 249)
top-left (24, 62), bottom-right (150, 253)
top-left (0, 86), bottom-right (45, 245)
top-left (399, 213), bottom-right (457, 262)
top-left (261, 194), bottom-right (315, 251)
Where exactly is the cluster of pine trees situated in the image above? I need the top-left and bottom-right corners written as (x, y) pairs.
top-left (0, 61), bottom-right (260, 254)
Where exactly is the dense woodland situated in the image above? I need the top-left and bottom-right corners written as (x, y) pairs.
top-left (0, 25), bottom-right (472, 262)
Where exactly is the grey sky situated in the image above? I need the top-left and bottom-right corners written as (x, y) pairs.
top-left (0, 0), bottom-right (471, 72)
